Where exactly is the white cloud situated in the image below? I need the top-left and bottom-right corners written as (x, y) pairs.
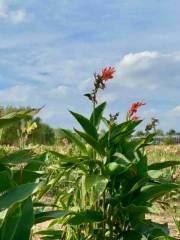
top-left (0, 85), bottom-right (34, 104)
top-left (50, 85), bottom-right (72, 97)
top-left (170, 106), bottom-right (180, 118)
top-left (8, 9), bottom-right (27, 24)
top-left (115, 51), bottom-right (180, 90)
top-left (0, 1), bottom-right (27, 24)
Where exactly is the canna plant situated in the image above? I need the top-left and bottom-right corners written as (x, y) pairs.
top-left (41, 66), bottom-right (180, 240)
top-left (0, 108), bottom-right (67, 240)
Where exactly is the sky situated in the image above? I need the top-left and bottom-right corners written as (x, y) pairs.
top-left (0, 0), bottom-right (180, 131)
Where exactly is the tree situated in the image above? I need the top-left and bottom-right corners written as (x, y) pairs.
top-left (167, 129), bottom-right (176, 136)
top-left (0, 107), bottom-right (55, 146)
top-left (156, 129), bottom-right (164, 136)
top-left (28, 117), bottom-right (55, 145)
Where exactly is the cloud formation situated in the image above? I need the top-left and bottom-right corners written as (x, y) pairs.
top-left (0, 1), bottom-right (27, 24)
top-left (0, 0), bottom-right (180, 131)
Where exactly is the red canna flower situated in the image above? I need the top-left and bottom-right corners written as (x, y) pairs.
top-left (101, 67), bottom-right (116, 81)
top-left (127, 100), bottom-right (145, 120)
top-left (128, 100), bottom-right (145, 118)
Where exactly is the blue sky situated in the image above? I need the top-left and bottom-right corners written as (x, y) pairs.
top-left (0, 0), bottom-right (180, 131)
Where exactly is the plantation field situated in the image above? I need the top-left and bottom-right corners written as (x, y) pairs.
top-left (1, 143), bottom-right (179, 239)
top-left (32, 144), bottom-right (180, 239)
top-left (0, 74), bottom-right (179, 239)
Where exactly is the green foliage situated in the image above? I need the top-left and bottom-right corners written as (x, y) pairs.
top-left (0, 77), bottom-right (179, 239)
top-left (29, 117), bottom-right (55, 145)
top-left (0, 109), bottom-right (59, 240)
top-left (163, 136), bottom-right (176, 145)
top-left (167, 129), bottom-right (176, 136)
top-left (45, 100), bottom-right (180, 239)
top-left (0, 107), bottom-right (55, 146)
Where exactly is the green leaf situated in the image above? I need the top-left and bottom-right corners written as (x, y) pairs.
top-left (35, 230), bottom-right (62, 239)
top-left (119, 204), bottom-right (149, 214)
top-left (0, 165), bottom-right (12, 192)
top-left (0, 108), bottom-right (40, 129)
top-left (105, 162), bottom-right (132, 176)
top-left (148, 170), bottom-right (163, 179)
top-left (13, 169), bottom-right (44, 184)
top-left (133, 183), bottom-right (179, 204)
top-left (68, 210), bottom-right (103, 225)
top-left (0, 203), bottom-right (21, 240)
top-left (135, 133), bottom-right (156, 149)
top-left (119, 230), bottom-right (143, 240)
top-left (0, 182), bottom-right (38, 211)
top-left (13, 197), bottom-right (34, 240)
top-left (0, 150), bottom-right (34, 165)
top-left (148, 161), bottom-right (180, 170)
top-left (61, 129), bottom-right (87, 153)
top-left (110, 120), bottom-right (142, 141)
top-left (126, 177), bottom-right (150, 196)
top-left (75, 129), bottom-right (105, 155)
top-left (70, 111), bottom-right (98, 139)
top-left (85, 175), bottom-right (108, 200)
top-left (90, 102), bottom-right (106, 128)
top-left (35, 210), bottom-right (69, 224)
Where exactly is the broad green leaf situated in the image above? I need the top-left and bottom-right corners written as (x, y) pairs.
top-left (135, 133), bottom-right (156, 149)
top-left (105, 162), bottom-right (132, 176)
top-left (119, 230), bottom-right (143, 240)
top-left (0, 165), bottom-right (12, 192)
top-left (0, 204), bottom-right (21, 240)
top-left (125, 177), bottom-right (150, 196)
top-left (14, 170), bottom-right (44, 184)
top-left (0, 182), bottom-right (38, 211)
top-left (0, 150), bottom-right (34, 164)
top-left (133, 183), bottom-right (179, 204)
top-left (90, 102), bottom-right (106, 128)
top-left (75, 129), bottom-right (105, 155)
top-left (35, 210), bottom-right (69, 224)
top-left (68, 210), bottom-right (103, 225)
top-left (0, 108), bottom-right (40, 129)
top-left (118, 204), bottom-right (149, 214)
top-left (110, 120), bottom-right (142, 140)
top-left (148, 170), bottom-right (163, 179)
top-left (35, 230), bottom-right (62, 239)
top-left (61, 129), bottom-right (87, 153)
top-left (148, 161), bottom-right (180, 170)
top-left (70, 111), bottom-right (98, 139)
top-left (13, 197), bottom-right (33, 240)
top-left (85, 175), bottom-right (108, 200)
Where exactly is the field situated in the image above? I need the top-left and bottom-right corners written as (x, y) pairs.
top-left (0, 82), bottom-right (179, 239)
top-left (146, 145), bottom-right (180, 238)
top-left (30, 144), bottom-right (180, 239)
top-left (27, 144), bottom-right (179, 239)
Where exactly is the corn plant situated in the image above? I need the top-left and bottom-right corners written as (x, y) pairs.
top-left (40, 67), bottom-right (180, 240)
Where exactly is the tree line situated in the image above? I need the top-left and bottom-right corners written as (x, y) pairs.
top-left (0, 106), bottom-right (57, 145)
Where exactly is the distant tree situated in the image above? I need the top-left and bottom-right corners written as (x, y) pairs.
top-left (54, 128), bottom-right (67, 144)
top-left (167, 129), bottom-right (176, 136)
top-left (0, 106), bottom-right (32, 145)
top-left (156, 129), bottom-right (164, 136)
top-left (29, 117), bottom-right (55, 145)
top-left (0, 106), bottom-right (55, 145)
